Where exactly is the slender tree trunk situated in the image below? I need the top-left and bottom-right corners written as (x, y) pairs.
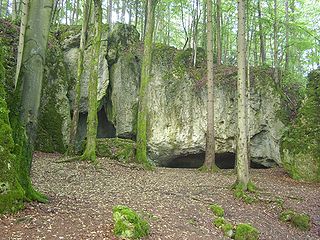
top-left (15, 0), bottom-right (29, 88)
top-left (68, 0), bottom-right (91, 156)
top-left (236, 0), bottom-right (249, 189)
top-left (107, 0), bottom-right (112, 25)
top-left (134, 0), bottom-right (138, 26)
top-left (16, 0), bottom-right (53, 202)
top-left (273, 0), bottom-right (279, 84)
top-left (257, 0), bottom-right (266, 64)
top-left (121, 0), bottom-right (126, 23)
top-left (202, 0), bottom-right (207, 49)
top-left (167, 2), bottom-right (170, 46)
top-left (216, 0), bottom-right (222, 64)
top-left (203, 0), bottom-right (217, 171)
top-left (136, 0), bottom-right (158, 167)
top-left (12, 0), bottom-right (17, 21)
top-left (82, 0), bottom-right (102, 162)
top-left (285, 0), bottom-right (289, 72)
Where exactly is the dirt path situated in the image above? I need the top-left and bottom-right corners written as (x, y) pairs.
top-left (0, 152), bottom-right (319, 239)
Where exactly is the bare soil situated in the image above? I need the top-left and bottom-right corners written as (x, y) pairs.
top-left (0, 152), bottom-right (319, 240)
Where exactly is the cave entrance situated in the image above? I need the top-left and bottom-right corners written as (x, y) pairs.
top-left (164, 152), bottom-right (236, 169)
top-left (163, 152), bottom-right (269, 169)
top-left (97, 106), bottom-right (116, 138)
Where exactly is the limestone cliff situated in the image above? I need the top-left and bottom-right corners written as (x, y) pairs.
top-left (40, 23), bottom-right (285, 167)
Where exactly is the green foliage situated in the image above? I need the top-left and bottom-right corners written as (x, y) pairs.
top-left (209, 204), bottom-right (225, 217)
top-left (281, 69), bottom-right (320, 182)
top-left (112, 205), bottom-right (150, 239)
top-left (279, 209), bottom-right (311, 231)
top-left (234, 223), bottom-right (259, 240)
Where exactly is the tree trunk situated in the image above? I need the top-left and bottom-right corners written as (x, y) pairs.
top-left (134, 0), bottom-right (138, 26)
top-left (15, 0), bottom-right (29, 88)
top-left (236, 0), bottom-right (249, 189)
top-left (203, 0), bottom-right (217, 171)
top-left (14, 0), bottom-right (53, 203)
top-left (82, 0), bottom-right (102, 162)
top-left (121, 0), bottom-right (126, 23)
top-left (216, 0), bottom-right (222, 65)
top-left (273, 0), bottom-right (279, 85)
top-left (285, 0), bottom-right (289, 72)
top-left (257, 0), bottom-right (266, 64)
top-left (68, 0), bottom-right (91, 156)
top-left (107, 0), bottom-right (112, 25)
top-left (136, 0), bottom-right (158, 167)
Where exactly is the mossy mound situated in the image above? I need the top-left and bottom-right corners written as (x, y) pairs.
top-left (112, 205), bottom-right (150, 239)
top-left (234, 223), bottom-right (260, 240)
top-left (96, 138), bottom-right (135, 163)
top-left (281, 69), bottom-right (320, 181)
top-left (0, 45), bottom-right (25, 214)
top-left (279, 209), bottom-right (311, 231)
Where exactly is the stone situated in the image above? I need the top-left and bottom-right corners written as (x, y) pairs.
top-left (64, 31), bottom-right (109, 113)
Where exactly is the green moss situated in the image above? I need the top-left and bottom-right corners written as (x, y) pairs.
top-left (281, 69), bottom-right (320, 182)
top-left (213, 217), bottom-right (227, 228)
top-left (96, 138), bottom-right (136, 163)
top-left (292, 213), bottom-right (311, 231)
top-left (279, 209), bottom-right (311, 231)
top-left (209, 204), bottom-right (225, 217)
top-left (234, 223), bottom-right (259, 240)
top-left (112, 205), bottom-right (150, 239)
top-left (233, 182), bottom-right (257, 204)
top-left (0, 44), bottom-right (26, 214)
top-left (279, 209), bottom-right (295, 222)
top-left (222, 223), bottom-right (234, 238)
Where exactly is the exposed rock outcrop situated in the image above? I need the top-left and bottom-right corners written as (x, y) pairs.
top-left (39, 23), bottom-right (285, 167)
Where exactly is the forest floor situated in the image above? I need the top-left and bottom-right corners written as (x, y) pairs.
top-left (0, 152), bottom-right (319, 240)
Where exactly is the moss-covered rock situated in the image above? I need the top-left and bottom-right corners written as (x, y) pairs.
top-left (279, 209), bottom-right (311, 231)
top-left (96, 138), bottom-right (135, 163)
top-left (35, 38), bottom-right (71, 153)
top-left (281, 69), bottom-right (320, 181)
top-left (112, 205), bottom-right (150, 239)
top-left (0, 44), bottom-right (25, 214)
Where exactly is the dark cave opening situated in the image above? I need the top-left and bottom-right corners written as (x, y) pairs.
top-left (97, 107), bottom-right (116, 138)
top-left (76, 106), bottom-right (116, 148)
top-left (163, 152), bottom-right (269, 169)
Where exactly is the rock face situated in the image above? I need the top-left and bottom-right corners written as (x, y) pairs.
top-left (63, 32), bottom-right (109, 113)
top-left (39, 24), bottom-right (285, 167)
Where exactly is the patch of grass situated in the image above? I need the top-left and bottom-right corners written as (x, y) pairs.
top-left (232, 181), bottom-right (257, 204)
top-left (234, 223), bottom-right (259, 240)
top-left (209, 204), bottom-right (225, 217)
top-left (112, 205), bottom-right (150, 239)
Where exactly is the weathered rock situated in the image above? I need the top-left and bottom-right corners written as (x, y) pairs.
top-left (281, 69), bottom-right (320, 181)
top-left (109, 45), bottom-right (284, 167)
top-left (64, 30), bottom-right (109, 113)
top-left (109, 52), bottom-right (140, 138)
top-left (36, 43), bottom-right (71, 153)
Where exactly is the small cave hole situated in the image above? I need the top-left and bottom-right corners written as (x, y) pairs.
top-left (97, 106), bottom-right (116, 138)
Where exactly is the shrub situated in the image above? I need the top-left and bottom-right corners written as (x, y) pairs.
top-left (209, 204), bottom-right (225, 217)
